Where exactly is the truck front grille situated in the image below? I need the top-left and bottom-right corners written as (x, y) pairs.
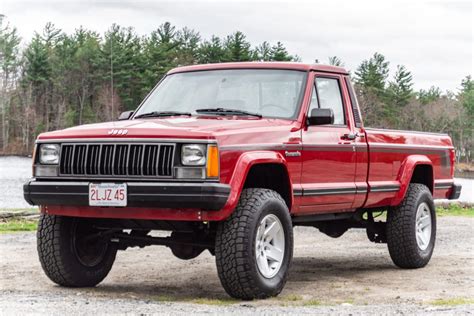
top-left (59, 143), bottom-right (175, 178)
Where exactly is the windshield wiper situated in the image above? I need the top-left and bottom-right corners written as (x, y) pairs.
top-left (134, 111), bottom-right (192, 119)
top-left (195, 107), bottom-right (262, 118)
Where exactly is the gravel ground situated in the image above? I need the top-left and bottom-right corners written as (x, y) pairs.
top-left (0, 216), bottom-right (473, 315)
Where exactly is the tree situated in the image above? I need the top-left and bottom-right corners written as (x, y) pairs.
top-left (70, 28), bottom-right (102, 125)
top-left (355, 52), bottom-right (389, 96)
top-left (102, 24), bottom-right (144, 114)
top-left (223, 31), bottom-right (252, 62)
top-left (175, 27), bottom-right (201, 65)
top-left (460, 75), bottom-right (474, 118)
top-left (417, 86), bottom-right (442, 105)
top-left (458, 75), bottom-right (474, 162)
top-left (142, 22), bottom-right (179, 93)
top-left (328, 56), bottom-right (344, 67)
top-left (255, 41), bottom-right (272, 61)
top-left (270, 42), bottom-right (293, 61)
top-left (198, 35), bottom-right (225, 63)
top-left (0, 15), bottom-right (21, 150)
top-left (387, 65), bottom-right (413, 107)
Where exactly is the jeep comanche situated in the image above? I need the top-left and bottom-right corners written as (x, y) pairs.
top-left (24, 62), bottom-right (462, 299)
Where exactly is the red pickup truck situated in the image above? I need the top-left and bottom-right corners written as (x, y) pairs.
top-left (24, 62), bottom-right (461, 299)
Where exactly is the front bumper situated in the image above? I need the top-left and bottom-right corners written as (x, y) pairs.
top-left (23, 180), bottom-right (230, 210)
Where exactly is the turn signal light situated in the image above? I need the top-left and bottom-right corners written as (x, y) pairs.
top-left (206, 145), bottom-right (219, 178)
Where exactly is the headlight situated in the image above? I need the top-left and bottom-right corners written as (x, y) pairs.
top-left (39, 144), bottom-right (60, 164)
top-left (181, 144), bottom-right (206, 166)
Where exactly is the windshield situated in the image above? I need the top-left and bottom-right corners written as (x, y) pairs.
top-left (134, 69), bottom-right (306, 119)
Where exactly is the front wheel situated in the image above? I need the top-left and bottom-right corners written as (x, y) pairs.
top-left (386, 183), bottom-right (436, 268)
top-left (215, 188), bottom-right (293, 299)
top-left (37, 214), bottom-right (117, 287)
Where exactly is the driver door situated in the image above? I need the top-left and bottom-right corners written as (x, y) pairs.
top-left (299, 74), bottom-right (357, 214)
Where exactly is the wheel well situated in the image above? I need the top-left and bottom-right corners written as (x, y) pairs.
top-left (243, 163), bottom-right (292, 210)
top-left (410, 164), bottom-right (433, 193)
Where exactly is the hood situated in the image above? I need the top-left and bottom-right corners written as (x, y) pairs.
top-left (38, 116), bottom-right (297, 142)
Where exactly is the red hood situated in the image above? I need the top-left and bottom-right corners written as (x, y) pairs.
top-left (38, 117), bottom-right (298, 143)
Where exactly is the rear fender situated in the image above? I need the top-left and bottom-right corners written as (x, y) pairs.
top-left (391, 155), bottom-right (433, 206)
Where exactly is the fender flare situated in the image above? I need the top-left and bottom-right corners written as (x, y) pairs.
top-left (204, 151), bottom-right (292, 221)
top-left (391, 154), bottom-right (433, 206)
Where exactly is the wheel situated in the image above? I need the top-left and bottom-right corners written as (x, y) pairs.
top-left (37, 214), bottom-right (117, 287)
top-left (386, 183), bottom-right (436, 268)
top-left (215, 188), bottom-right (293, 299)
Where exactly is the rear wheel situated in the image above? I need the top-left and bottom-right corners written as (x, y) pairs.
top-left (215, 188), bottom-right (293, 299)
top-left (37, 214), bottom-right (117, 287)
top-left (386, 184), bottom-right (436, 268)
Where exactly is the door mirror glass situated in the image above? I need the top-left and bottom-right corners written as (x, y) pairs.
top-left (307, 108), bottom-right (334, 125)
top-left (118, 111), bottom-right (134, 120)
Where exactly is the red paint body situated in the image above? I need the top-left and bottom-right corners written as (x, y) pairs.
top-left (37, 62), bottom-right (456, 221)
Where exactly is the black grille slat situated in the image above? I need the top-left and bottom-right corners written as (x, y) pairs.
top-left (144, 145), bottom-right (160, 176)
top-left (86, 145), bottom-right (100, 175)
top-left (129, 145), bottom-right (143, 176)
top-left (99, 145), bottom-right (113, 175)
top-left (114, 145), bottom-right (128, 175)
top-left (72, 145), bottom-right (86, 174)
top-left (60, 145), bottom-right (73, 174)
top-left (159, 145), bottom-right (173, 176)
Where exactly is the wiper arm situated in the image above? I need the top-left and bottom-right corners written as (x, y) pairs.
top-left (134, 111), bottom-right (192, 119)
top-left (195, 107), bottom-right (262, 118)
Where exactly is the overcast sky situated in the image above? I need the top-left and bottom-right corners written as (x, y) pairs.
top-left (2, 0), bottom-right (472, 91)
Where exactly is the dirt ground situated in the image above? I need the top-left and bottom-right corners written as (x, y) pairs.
top-left (1, 216), bottom-right (473, 315)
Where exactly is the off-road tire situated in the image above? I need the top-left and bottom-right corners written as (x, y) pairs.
top-left (386, 183), bottom-right (436, 268)
top-left (37, 214), bottom-right (117, 287)
top-left (215, 188), bottom-right (293, 300)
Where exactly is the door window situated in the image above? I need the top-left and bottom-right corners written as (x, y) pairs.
top-left (310, 77), bottom-right (346, 125)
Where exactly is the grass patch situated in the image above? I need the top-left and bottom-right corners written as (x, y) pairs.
top-left (0, 208), bottom-right (38, 213)
top-left (430, 298), bottom-right (474, 306)
top-left (148, 295), bottom-right (237, 306)
top-left (302, 299), bottom-right (322, 306)
top-left (190, 298), bottom-right (238, 306)
top-left (281, 294), bottom-right (303, 302)
top-left (0, 219), bottom-right (37, 233)
top-left (436, 204), bottom-right (474, 217)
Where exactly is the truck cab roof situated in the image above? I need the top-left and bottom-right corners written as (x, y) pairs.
top-left (167, 62), bottom-right (349, 75)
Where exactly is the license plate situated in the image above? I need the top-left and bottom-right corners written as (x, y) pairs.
top-left (89, 183), bottom-right (127, 207)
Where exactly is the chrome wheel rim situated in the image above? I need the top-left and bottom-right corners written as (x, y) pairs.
top-left (415, 202), bottom-right (432, 251)
top-left (255, 214), bottom-right (285, 278)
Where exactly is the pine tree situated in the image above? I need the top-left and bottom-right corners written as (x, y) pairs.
top-left (255, 41), bottom-right (272, 61)
top-left (142, 22), bottom-right (179, 91)
top-left (355, 52), bottom-right (389, 96)
top-left (459, 76), bottom-right (474, 130)
top-left (198, 35), bottom-right (225, 63)
top-left (0, 15), bottom-right (21, 150)
top-left (387, 65), bottom-right (413, 107)
top-left (417, 86), bottom-right (442, 105)
top-left (328, 56), bottom-right (344, 66)
top-left (270, 42), bottom-right (293, 61)
top-left (223, 31), bottom-right (252, 62)
top-left (175, 27), bottom-right (201, 65)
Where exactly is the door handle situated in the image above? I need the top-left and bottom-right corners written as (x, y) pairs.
top-left (342, 132), bottom-right (361, 140)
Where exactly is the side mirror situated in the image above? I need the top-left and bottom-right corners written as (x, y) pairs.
top-left (307, 108), bottom-right (334, 126)
top-left (118, 111), bottom-right (134, 120)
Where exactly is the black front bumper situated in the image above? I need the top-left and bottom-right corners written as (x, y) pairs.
top-left (23, 180), bottom-right (231, 210)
